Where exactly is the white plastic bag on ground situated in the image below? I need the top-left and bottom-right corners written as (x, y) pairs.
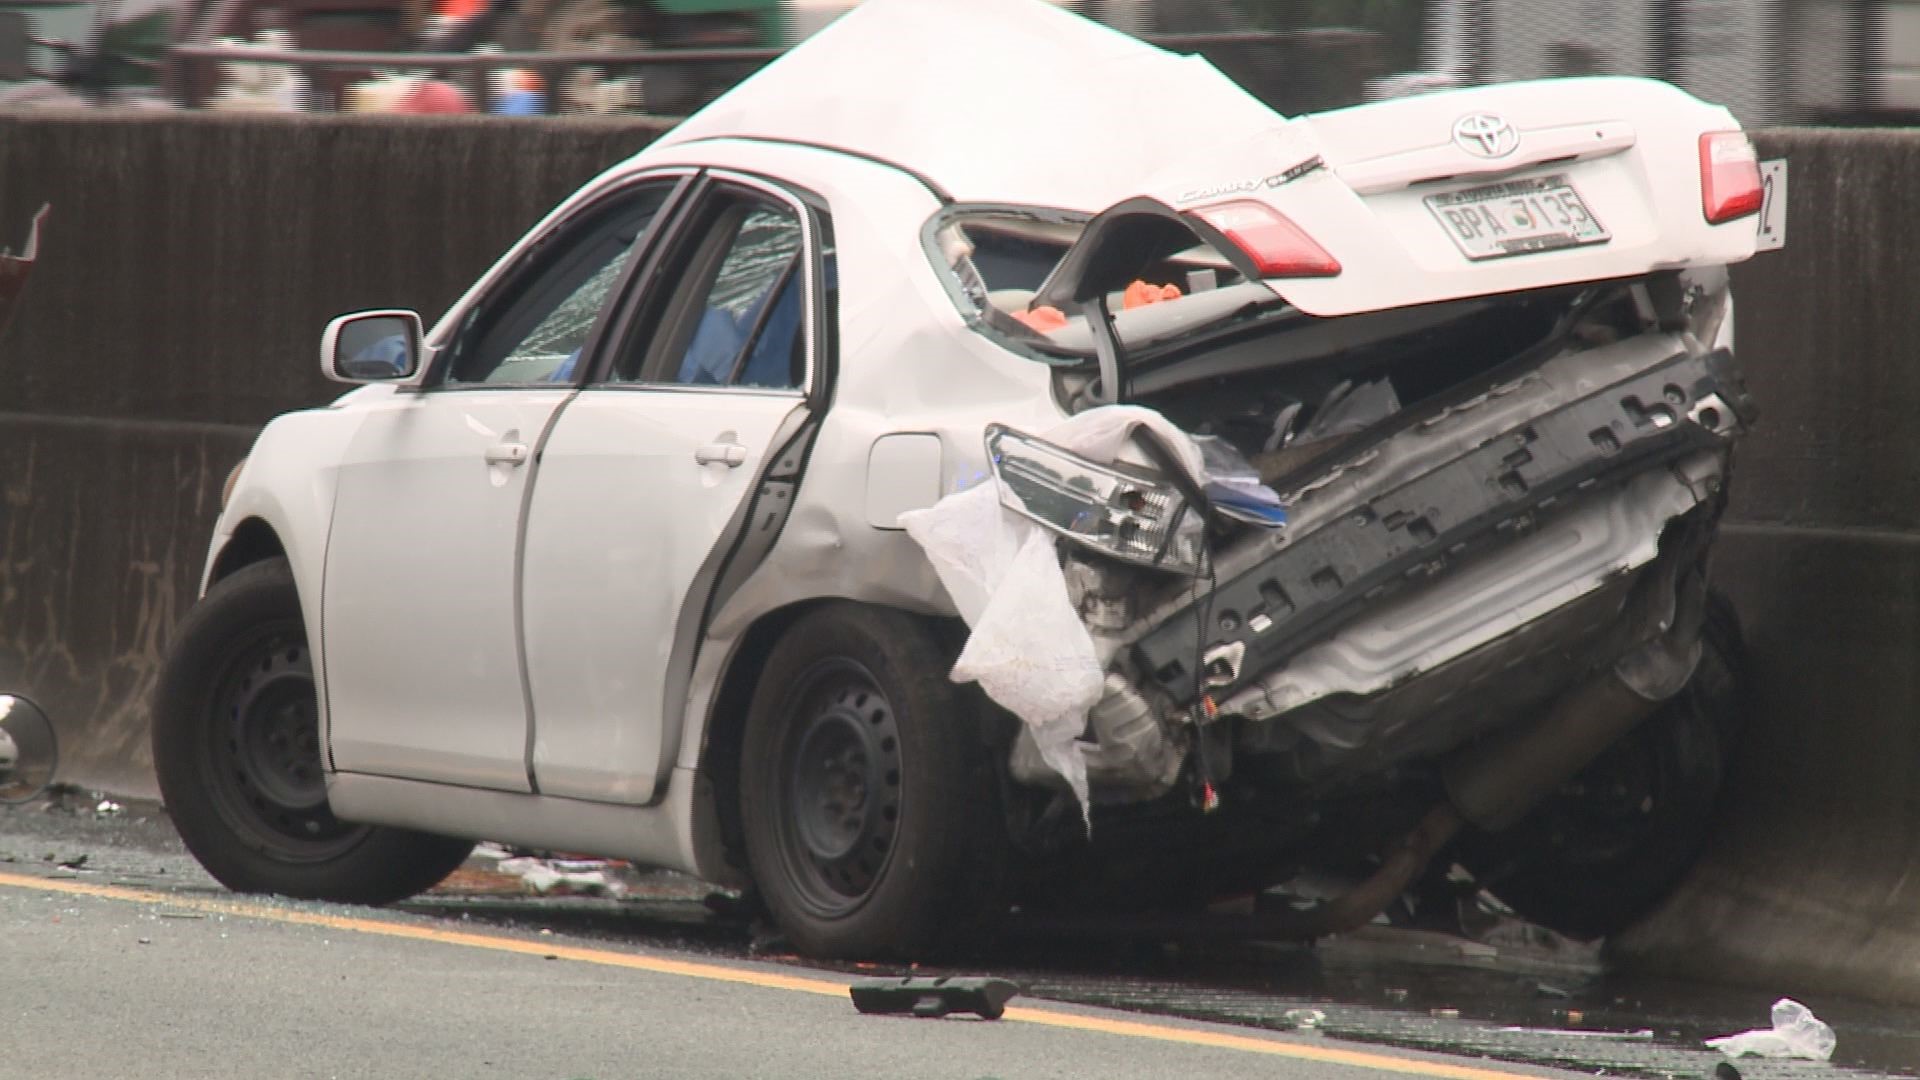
top-left (899, 406), bottom-right (1210, 824)
top-left (496, 856), bottom-right (628, 899)
top-left (1706, 998), bottom-right (1836, 1061)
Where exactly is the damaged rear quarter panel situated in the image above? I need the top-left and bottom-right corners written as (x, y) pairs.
top-left (666, 143), bottom-right (1075, 782)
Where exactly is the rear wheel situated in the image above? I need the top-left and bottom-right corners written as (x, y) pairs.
top-left (740, 604), bottom-right (1010, 959)
top-left (1459, 593), bottom-right (1747, 938)
top-left (153, 558), bottom-right (473, 905)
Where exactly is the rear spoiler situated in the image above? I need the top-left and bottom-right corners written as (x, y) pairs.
top-left (0, 204), bottom-right (47, 338)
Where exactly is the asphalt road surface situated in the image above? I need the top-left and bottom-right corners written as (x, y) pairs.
top-left (4, 795), bottom-right (1917, 1080)
top-left (4, 871), bottom-right (1592, 1080)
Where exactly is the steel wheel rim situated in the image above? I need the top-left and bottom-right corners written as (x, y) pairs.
top-left (774, 658), bottom-right (903, 919)
top-left (208, 623), bottom-right (363, 859)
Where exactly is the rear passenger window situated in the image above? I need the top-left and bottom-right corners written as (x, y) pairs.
top-left (673, 206), bottom-right (803, 388)
top-left (614, 185), bottom-right (817, 392)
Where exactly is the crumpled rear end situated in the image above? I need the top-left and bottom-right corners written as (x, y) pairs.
top-left (937, 265), bottom-right (1752, 932)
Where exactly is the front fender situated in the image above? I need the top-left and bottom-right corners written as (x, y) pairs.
top-left (202, 406), bottom-right (369, 731)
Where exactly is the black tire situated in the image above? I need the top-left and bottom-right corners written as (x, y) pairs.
top-left (153, 558), bottom-right (474, 905)
top-left (1459, 592), bottom-right (1748, 939)
top-left (740, 603), bottom-right (1011, 960)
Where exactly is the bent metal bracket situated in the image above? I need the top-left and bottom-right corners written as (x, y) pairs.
top-left (0, 204), bottom-right (48, 337)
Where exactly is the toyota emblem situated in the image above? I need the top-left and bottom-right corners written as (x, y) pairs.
top-left (1452, 113), bottom-right (1520, 158)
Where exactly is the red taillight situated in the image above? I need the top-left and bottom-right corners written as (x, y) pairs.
top-left (1188, 200), bottom-right (1341, 278)
top-left (1699, 131), bottom-right (1763, 225)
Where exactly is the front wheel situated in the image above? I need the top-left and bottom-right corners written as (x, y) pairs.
top-left (153, 558), bottom-right (473, 905)
top-left (739, 604), bottom-right (1011, 960)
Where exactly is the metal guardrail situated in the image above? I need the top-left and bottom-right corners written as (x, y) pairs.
top-left (166, 42), bottom-right (781, 112)
top-left (167, 29), bottom-right (1362, 71)
top-left (165, 28), bottom-right (1373, 113)
top-left (166, 42), bottom-right (786, 70)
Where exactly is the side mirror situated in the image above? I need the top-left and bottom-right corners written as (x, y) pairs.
top-left (0, 12), bottom-right (30, 83)
top-left (322, 310), bottom-right (425, 384)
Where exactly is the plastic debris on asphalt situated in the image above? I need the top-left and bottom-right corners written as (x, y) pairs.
top-left (494, 856), bottom-right (628, 898)
top-left (1706, 998), bottom-right (1837, 1061)
top-left (1282, 1008), bottom-right (1327, 1031)
top-left (1494, 1026), bottom-right (1655, 1040)
top-left (849, 976), bottom-right (1021, 1020)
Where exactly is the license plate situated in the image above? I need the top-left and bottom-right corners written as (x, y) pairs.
top-left (1426, 175), bottom-right (1609, 260)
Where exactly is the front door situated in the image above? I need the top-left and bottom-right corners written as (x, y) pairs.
top-left (322, 178), bottom-right (682, 790)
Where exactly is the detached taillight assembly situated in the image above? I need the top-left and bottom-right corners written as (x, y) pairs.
top-left (1699, 131), bottom-right (1764, 225)
top-left (1188, 200), bottom-right (1342, 278)
top-left (984, 424), bottom-right (1203, 576)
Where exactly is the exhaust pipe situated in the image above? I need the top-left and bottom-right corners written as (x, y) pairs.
top-left (1443, 574), bottom-right (1708, 833)
top-left (1011, 568), bottom-right (1710, 944)
top-left (1010, 612), bottom-right (1702, 945)
top-left (1005, 802), bottom-right (1464, 942)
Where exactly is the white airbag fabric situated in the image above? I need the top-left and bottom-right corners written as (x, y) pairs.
top-left (900, 406), bottom-right (1205, 822)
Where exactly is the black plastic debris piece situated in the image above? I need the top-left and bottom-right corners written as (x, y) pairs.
top-left (1714, 1062), bottom-right (1742, 1080)
top-left (849, 976), bottom-right (1022, 1020)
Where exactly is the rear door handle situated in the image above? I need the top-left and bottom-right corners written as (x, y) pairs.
top-left (694, 442), bottom-right (749, 468)
top-left (484, 441), bottom-right (530, 467)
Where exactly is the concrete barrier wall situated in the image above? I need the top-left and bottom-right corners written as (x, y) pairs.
top-left (0, 114), bottom-right (666, 794)
top-left (1612, 129), bottom-right (1920, 1003)
top-left (4, 117), bottom-right (1920, 1001)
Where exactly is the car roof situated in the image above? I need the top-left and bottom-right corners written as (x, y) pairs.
top-left (642, 0), bottom-right (1288, 211)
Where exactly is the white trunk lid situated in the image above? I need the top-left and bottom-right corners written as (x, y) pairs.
top-left (1146, 78), bottom-right (1761, 317)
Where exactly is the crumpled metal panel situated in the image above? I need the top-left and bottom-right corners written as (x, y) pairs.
top-left (1129, 334), bottom-right (1750, 706)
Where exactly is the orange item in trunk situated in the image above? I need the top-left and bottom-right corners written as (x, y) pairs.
top-left (1123, 280), bottom-right (1182, 309)
top-left (1013, 305), bottom-right (1069, 332)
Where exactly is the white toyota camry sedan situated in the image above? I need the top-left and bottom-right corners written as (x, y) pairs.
top-left (154, 0), bottom-right (1767, 957)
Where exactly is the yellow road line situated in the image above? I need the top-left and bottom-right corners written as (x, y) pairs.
top-left (999, 1008), bottom-right (1538, 1080)
top-left (0, 870), bottom-right (1543, 1080)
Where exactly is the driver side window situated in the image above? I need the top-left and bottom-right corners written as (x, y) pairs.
top-left (441, 180), bottom-right (676, 387)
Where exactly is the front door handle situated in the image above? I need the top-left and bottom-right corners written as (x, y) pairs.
top-left (484, 441), bottom-right (530, 467)
top-left (694, 442), bottom-right (749, 468)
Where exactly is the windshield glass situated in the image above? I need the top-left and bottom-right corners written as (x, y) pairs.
top-left (925, 206), bottom-right (1285, 363)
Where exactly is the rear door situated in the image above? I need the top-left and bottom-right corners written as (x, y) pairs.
top-left (520, 173), bottom-right (826, 803)
top-left (322, 176), bottom-right (685, 790)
